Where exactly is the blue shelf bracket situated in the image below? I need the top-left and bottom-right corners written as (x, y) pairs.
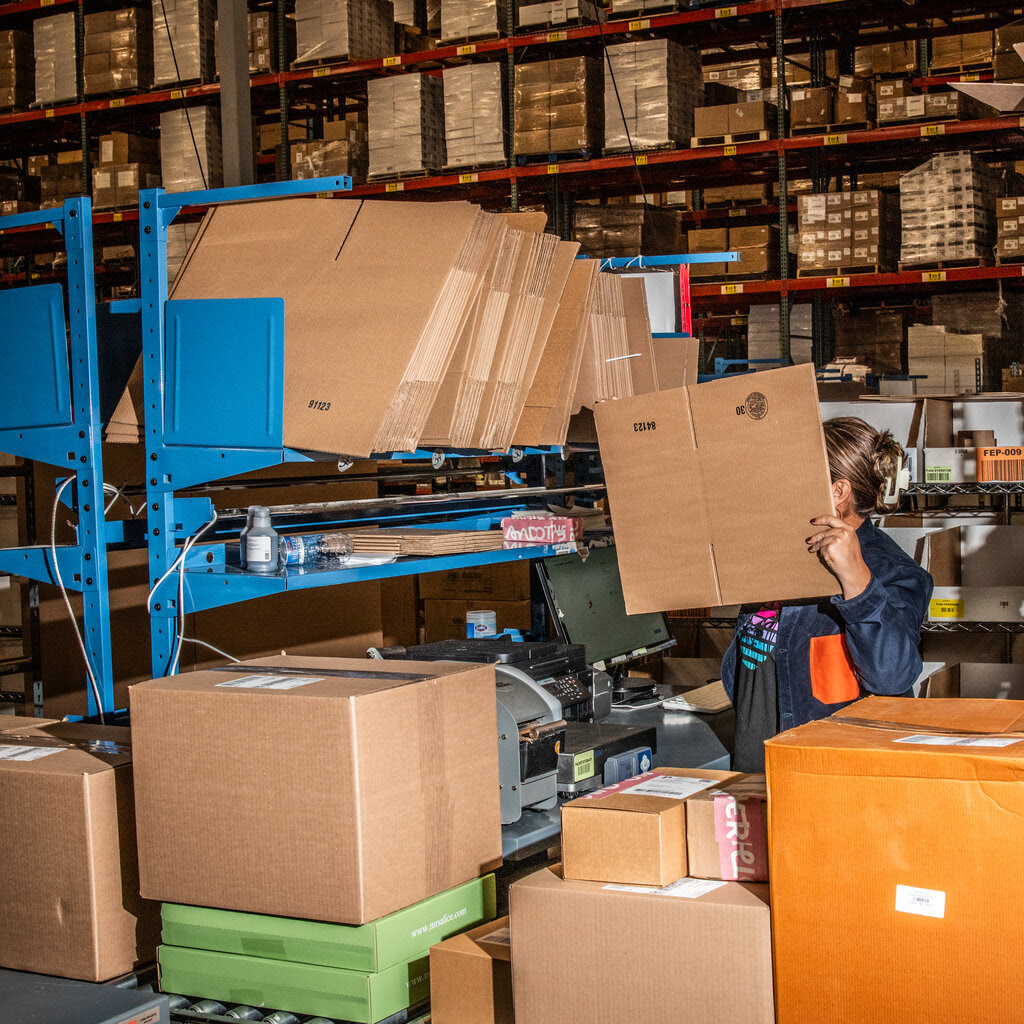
top-left (0, 196), bottom-right (115, 716)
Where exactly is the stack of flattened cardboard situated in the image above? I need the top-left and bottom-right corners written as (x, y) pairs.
top-left (348, 528), bottom-right (505, 555)
top-left (107, 200), bottom-right (658, 456)
top-left (572, 274), bottom-right (657, 410)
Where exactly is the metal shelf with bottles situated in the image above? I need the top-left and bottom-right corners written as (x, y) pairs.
top-left (0, 196), bottom-right (120, 717)
top-left (134, 176), bottom-right (621, 680)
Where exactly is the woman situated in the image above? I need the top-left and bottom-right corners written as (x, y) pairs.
top-left (721, 416), bottom-right (933, 772)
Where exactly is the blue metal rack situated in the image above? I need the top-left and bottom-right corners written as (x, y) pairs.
top-left (137, 179), bottom-right (574, 678)
top-left (0, 197), bottom-right (115, 715)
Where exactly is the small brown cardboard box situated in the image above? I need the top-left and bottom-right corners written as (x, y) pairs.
top-left (594, 363), bottom-right (839, 613)
top-left (685, 774), bottom-right (768, 882)
top-left (789, 86), bottom-right (834, 129)
top-left (729, 100), bottom-right (775, 134)
top-left (560, 769), bottom-right (737, 887)
top-left (0, 718), bottom-right (159, 980)
top-left (419, 561), bottom-right (530, 602)
top-left (510, 866), bottom-right (773, 1024)
top-left (688, 227), bottom-right (729, 253)
top-left (130, 655), bottom-right (502, 924)
top-left (728, 224), bottom-right (773, 249)
top-left (728, 244), bottom-right (777, 277)
top-left (429, 916), bottom-right (513, 1024)
top-left (693, 104), bottom-right (731, 139)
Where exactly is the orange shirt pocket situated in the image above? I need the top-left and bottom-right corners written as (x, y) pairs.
top-left (809, 633), bottom-right (860, 705)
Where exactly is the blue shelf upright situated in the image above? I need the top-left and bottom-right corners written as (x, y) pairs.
top-left (0, 197), bottom-right (115, 716)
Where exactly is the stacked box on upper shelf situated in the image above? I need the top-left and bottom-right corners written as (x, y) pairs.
top-left (443, 63), bottom-right (505, 169)
top-left (0, 30), bottom-right (33, 110)
top-left (249, 10), bottom-right (296, 72)
top-left (291, 114), bottom-right (368, 182)
top-left (393, 0), bottom-right (426, 29)
top-left (702, 57), bottom-right (771, 94)
top-left (440, 0), bottom-right (509, 41)
top-left (83, 8), bottom-right (153, 96)
top-left (573, 204), bottom-right (685, 259)
top-left (860, 40), bottom-right (918, 77)
top-left (900, 151), bottom-right (998, 267)
top-left (603, 39), bottom-right (702, 153)
top-left (160, 106), bottom-right (223, 192)
top-left (878, 86), bottom-right (987, 125)
top-left (293, 0), bottom-right (394, 65)
top-left (929, 29), bottom-right (995, 73)
top-left (517, 0), bottom-right (597, 28)
top-left (40, 150), bottom-right (91, 208)
top-left (995, 19), bottom-right (1024, 82)
top-left (514, 56), bottom-right (603, 157)
top-left (33, 13), bottom-right (77, 106)
top-left (92, 131), bottom-right (161, 210)
top-left (0, 166), bottom-right (39, 214)
top-left (797, 190), bottom-right (899, 274)
top-left (368, 73), bottom-right (445, 178)
top-left (153, 0), bottom-right (216, 85)
top-left (996, 196), bottom-right (1024, 262)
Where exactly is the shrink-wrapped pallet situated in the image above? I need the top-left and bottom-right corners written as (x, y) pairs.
top-left (293, 0), bottom-right (394, 64)
top-left (160, 106), bottom-right (223, 193)
top-left (443, 63), bottom-right (505, 169)
top-left (368, 73), bottom-right (445, 178)
top-left (153, 0), bottom-right (216, 85)
top-left (0, 29), bottom-right (33, 109)
top-left (514, 55), bottom-right (603, 156)
top-left (440, 0), bottom-right (509, 41)
top-left (33, 13), bottom-right (77, 106)
top-left (83, 8), bottom-right (153, 96)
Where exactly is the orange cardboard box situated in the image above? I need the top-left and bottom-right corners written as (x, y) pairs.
top-left (767, 696), bottom-right (1024, 1023)
top-left (560, 768), bottom-right (737, 887)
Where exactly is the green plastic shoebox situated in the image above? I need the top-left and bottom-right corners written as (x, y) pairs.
top-left (160, 874), bottom-right (495, 973)
top-left (158, 944), bottom-right (430, 1024)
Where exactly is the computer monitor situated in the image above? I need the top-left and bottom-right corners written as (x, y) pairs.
top-left (537, 545), bottom-right (675, 673)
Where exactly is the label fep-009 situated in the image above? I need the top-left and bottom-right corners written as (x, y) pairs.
top-left (977, 447), bottom-right (1024, 482)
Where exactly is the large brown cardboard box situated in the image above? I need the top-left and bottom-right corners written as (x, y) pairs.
top-left (419, 561), bottom-right (531, 602)
top-left (767, 696), bottom-right (1024, 1023)
top-left (693, 104), bottom-right (731, 139)
top-left (510, 866), bottom-right (773, 1024)
top-left (685, 773), bottom-right (768, 882)
top-left (0, 719), bottom-right (159, 980)
top-left (594, 363), bottom-right (839, 613)
top-left (130, 656), bottom-right (502, 923)
top-left (561, 768), bottom-right (737, 886)
top-left (430, 916), bottom-right (513, 1024)
top-left (789, 86), bottom-right (834, 129)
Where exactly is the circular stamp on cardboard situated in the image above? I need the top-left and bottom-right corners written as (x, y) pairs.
top-left (744, 392), bottom-right (768, 420)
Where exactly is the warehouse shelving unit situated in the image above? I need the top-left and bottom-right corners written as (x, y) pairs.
top-left (0, 196), bottom-right (116, 715)
top-left (134, 177), bottom-right (614, 677)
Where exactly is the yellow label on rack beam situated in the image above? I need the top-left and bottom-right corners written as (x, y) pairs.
top-left (724, 144), bottom-right (737, 156)
top-left (921, 123), bottom-right (945, 137)
top-left (112, 212), bottom-right (123, 222)
top-left (386, 181), bottom-right (404, 192)
top-left (731, 316), bottom-right (747, 325)
top-left (457, 44), bottom-right (476, 55)
top-left (547, 163), bottom-right (560, 174)
top-left (1020, 116), bottom-right (1024, 130)
top-left (110, 98), bottom-right (125, 108)
top-left (827, 276), bottom-right (850, 289)
top-left (459, 172), bottom-right (478, 183)
top-left (923, 271), bottom-right (946, 283)
top-left (45, 108), bottom-right (54, 117)
top-left (721, 283), bottom-right (743, 295)
top-left (40, 0), bottom-right (54, 6)
top-left (728, 208), bottom-right (744, 217)
top-left (170, 88), bottom-right (184, 99)
top-left (315, 191), bottom-right (331, 198)
top-left (547, 30), bottom-right (567, 41)
top-left (715, 5), bottom-right (737, 16)
top-left (628, 19), bottom-right (650, 30)
top-left (634, 154), bottom-right (647, 165)
top-left (824, 133), bottom-right (846, 146)
top-left (314, 67), bottom-right (328, 77)
top-left (960, 73), bottom-right (980, 82)
top-left (383, 55), bottom-right (402, 66)
top-left (930, 598), bottom-right (964, 620)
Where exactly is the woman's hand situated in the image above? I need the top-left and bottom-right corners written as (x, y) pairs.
top-left (807, 516), bottom-right (871, 600)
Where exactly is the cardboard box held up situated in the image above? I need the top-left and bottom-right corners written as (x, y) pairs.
top-left (594, 363), bottom-right (839, 613)
top-left (767, 696), bottom-right (1024, 1024)
top-left (130, 656), bottom-right (502, 924)
top-left (0, 719), bottom-right (159, 980)
top-left (510, 866), bottom-right (773, 1024)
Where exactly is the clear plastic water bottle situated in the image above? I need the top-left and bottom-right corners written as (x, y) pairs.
top-left (279, 530), bottom-right (353, 567)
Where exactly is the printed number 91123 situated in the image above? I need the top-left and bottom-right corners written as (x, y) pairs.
top-left (308, 400), bottom-right (331, 412)
top-left (633, 421), bottom-right (656, 432)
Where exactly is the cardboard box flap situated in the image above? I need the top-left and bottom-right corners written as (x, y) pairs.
top-left (0, 722), bottom-right (132, 772)
top-left (830, 695), bottom-right (1024, 735)
top-left (130, 654), bottom-right (491, 699)
top-left (576, 768), bottom-right (735, 811)
top-left (595, 363), bottom-right (839, 612)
